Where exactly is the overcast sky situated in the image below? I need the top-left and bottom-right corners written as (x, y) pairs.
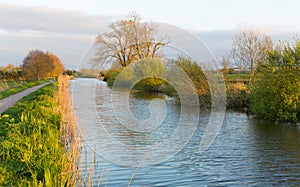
top-left (0, 0), bottom-right (299, 69)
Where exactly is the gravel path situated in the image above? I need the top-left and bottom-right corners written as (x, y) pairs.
top-left (0, 82), bottom-right (51, 114)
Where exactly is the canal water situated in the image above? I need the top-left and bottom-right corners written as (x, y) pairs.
top-left (71, 78), bottom-right (300, 186)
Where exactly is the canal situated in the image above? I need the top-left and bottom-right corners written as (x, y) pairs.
top-left (71, 78), bottom-right (300, 186)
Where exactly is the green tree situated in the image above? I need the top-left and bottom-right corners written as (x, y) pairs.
top-left (132, 59), bottom-right (167, 91)
top-left (102, 59), bottom-right (168, 92)
top-left (250, 39), bottom-right (300, 122)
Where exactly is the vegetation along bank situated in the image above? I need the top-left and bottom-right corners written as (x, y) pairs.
top-left (0, 76), bottom-right (79, 186)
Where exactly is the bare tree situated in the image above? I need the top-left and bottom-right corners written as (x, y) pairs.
top-left (231, 29), bottom-right (273, 75)
top-left (94, 13), bottom-right (169, 68)
top-left (221, 56), bottom-right (233, 75)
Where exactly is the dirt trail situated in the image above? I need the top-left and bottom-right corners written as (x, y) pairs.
top-left (0, 82), bottom-right (51, 113)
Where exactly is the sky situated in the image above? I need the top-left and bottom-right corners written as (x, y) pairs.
top-left (0, 0), bottom-right (299, 69)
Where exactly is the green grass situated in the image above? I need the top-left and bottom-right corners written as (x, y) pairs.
top-left (0, 81), bottom-right (22, 91)
top-left (0, 82), bottom-right (70, 186)
top-left (226, 73), bottom-right (250, 82)
top-left (0, 79), bottom-right (49, 100)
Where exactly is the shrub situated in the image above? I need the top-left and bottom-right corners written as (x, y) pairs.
top-left (250, 40), bottom-right (300, 122)
top-left (103, 68), bottom-right (125, 87)
top-left (172, 56), bottom-right (210, 95)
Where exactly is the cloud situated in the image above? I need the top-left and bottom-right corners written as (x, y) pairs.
top-left (0, 3), bottom-right (111, 68)
top-left (0, 3), bottom-right (299, 69)
top-left (0, 31), bottom-right (95, 68)
top-left (0, 28), bottom-right (9, 35)
top-left (0, 3), bottom-right (109, 34)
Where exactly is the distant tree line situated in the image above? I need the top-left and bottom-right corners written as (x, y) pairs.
top-left (0, 64), bottom-right (22, 80)
top-left (63, 69), bottom-right (77, 77)
top-left (0, 49), bottom-right (65, 81)
top-left (62, 68), bottom-right (100, 78)
top-left (76, 68), bottom-right (99, 78)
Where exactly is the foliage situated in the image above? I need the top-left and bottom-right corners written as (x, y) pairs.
top-left (0, 64), bottom-right (22, 80)
top-left (63, 69), bottom-right (77, 77)
top-left (103, 59), bottom-right (166, 88)
top-left (0, 82), bottom-right (70, 186)
top-left (221, 67), bottom-right (234, 75)
top-left (172, 56), bottom-right (210, 95)
top-left (0, 79), bottom-right (49, 100)
top-left (226, 82), bottom-right (249, 109)
top-left (22, 49), bottom-right (65, 80)
top-left (131, 59), bottom-right (167, 91)
top-left (226, 73), bottom-right (251, 82)
top-left (102, 67), bottom-right (125, 87)
top-left (102, 56), bottom-right (212, 97)
top-left (0, 80), bottom-right (24, 92)
top-left (47, 52), bottom-right (65, 78)
top-left (77, 67), bottom-right (99, 78)
top-left (250, 39), bottom-right (300, 122)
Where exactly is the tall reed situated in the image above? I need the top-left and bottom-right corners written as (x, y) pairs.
top-left (58, 75), bottom-right (106, 186)
top-left (57, 75), bottom-right (81, 186)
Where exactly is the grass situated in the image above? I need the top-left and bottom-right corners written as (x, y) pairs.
top-left (0, 75), bottom-right (110, 186)
top-left (0, 76), bottom-right (78, 186)
top-left (226, 73), bottom-right (251, 82)
top-left (0, 79), bottom-right (50, 100)
top-left (0, 80), bottom-right (23, 91)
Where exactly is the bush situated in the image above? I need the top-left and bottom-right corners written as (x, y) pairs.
top-left (102, 57), bottom-right (211, 97)
top-left (103, 59), bottom-right (168, 90)
top-left (103, 67), bottom-right (125, 86)
top-left (172, 56), bottom-right (210, 95)
top-left (250, 40), bottom-right (300, 122)
top-left (131, 59), bottom-right (167, 92)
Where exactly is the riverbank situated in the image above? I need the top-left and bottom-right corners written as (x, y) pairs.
top-left (0, 75), bottom-right (79, 186)
top-left (102, 76), bottom-right (250, 111)
top-left (100, 59), bottom-right (251, 111)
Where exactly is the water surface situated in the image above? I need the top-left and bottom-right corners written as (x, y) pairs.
top-left (71, 78), bottom-right (300, 186)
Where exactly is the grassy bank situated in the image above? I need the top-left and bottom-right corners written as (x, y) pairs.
top-left (0, 79), bottom-right (50, 100)
top-left (101, 61), bottom-right (251, 110)
top-left (0, 76), bottom-right (79, 186)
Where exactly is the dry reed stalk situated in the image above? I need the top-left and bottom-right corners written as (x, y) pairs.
top-left (57, 76), bottom-right (112, 186)
top-left (57, 75), bottom-right (81, 186)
